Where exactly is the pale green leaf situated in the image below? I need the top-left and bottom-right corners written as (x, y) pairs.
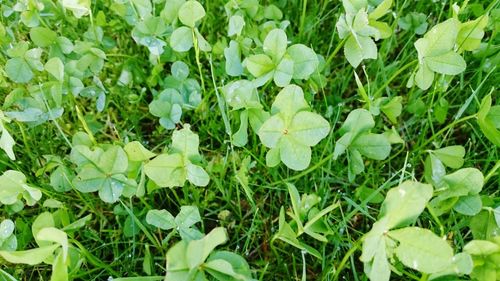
top-left (178, 0), bottom-right (205, 27)
top-left (287, 44), bottom-right (319, 79)
top-left (432, 145), bottom-right (465, 169)
top-left (146, 209), bottom-right (176, 230)
top-left (351, 133), bottom-right (391, 160)
top-left (170, 26), bottom-right (193, 52)
top-left (244, 54), bottom-right (274, 77)
top-left (5, 58), bottom-right (33, 83)
top-left (144, 153), bottom-right (186, 188)
top-left (426, 51), bottom-right (466, 75)
top-left (380, 181), bottom-right (433, 229)
top-left (279, 136), bottom-right (311, 171)
top-left (124, 141), bottom-right (156, 162)
top-left (263, 28), bottom-right (288, 61)
top-left (186, 163), bottom-right (209, 187)
top-left (390, 227), bottom-right (453, 273)
top-left (45, 57), bottom-right (64, 81)
top-left (288, 111), bottom-right (330, 146)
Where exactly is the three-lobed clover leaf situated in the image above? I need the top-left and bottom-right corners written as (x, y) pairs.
top-left (362, 181), bottom-right (460, 281)
top-left (144, 124), bottom-right (210, 188)
top-left (398, 12), bottom-right (428, 35)
top-left (4, 41), bottom-right (44, 83)
top-left (0, 212), bottom-right (71, 281)
top-left (149, 89), bottom-right (183, 130)
top-left (165, 227), bottom-right (255, 281)
top-left (70, 137), bottom-right (137, 203)
top-left (146, 205), bottom-right (203, 241)
top-left (0, 170), bottom-right (42, 211)
top-left (336, 0), bottom-right (393, 68)
top-left (222, 79), bottom-right (270, 147)
top-left (243, 28), bottom-right (319, 87)
top-left (257, 85), bottom-right (330, 171)
top-left (333, 108), bottom-right (392, 181)
top-left (408, 18), bottom-right (466, 90)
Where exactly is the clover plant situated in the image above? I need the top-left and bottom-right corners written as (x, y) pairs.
top-left (144, 124), bottom-right (209, 187)
top-left (336, 0), bottom-right (393, 67)
top-left (333, 109), bottom-right (392, 181)
top-left (243, 28), bottom-right (319, 87)
top-left (258, 85), bottom-right (330, 171)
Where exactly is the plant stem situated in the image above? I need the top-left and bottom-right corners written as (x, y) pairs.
top-left (299, 0), bottom-right (308, 39)
top-left (485, 160), bottom-right (500, 183)
top-left (192, 28), bottom-right (206, 92)
top-left (326, 38), bottom-right (347, 66)
top-left (332, 237), bottom-right (364, 281)
top-left (373, 59), bottom-right (418, 98)
top-left (416, 114), bottom-right (477, 151)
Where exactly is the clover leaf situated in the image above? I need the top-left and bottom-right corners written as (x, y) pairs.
top-left (162, 61), bottom-right (202, 109)
top-left (361, 181), bottom-right (457, 281)
top-left (257, 85), bottom-right (329, 171)
top-left (0, 170), bottom-right (42, 210)
top-left (336, 0), bottom-right (393, 68)
top-left (146, 205), bottom-right (203, 241)
top-left (145, 124), bottom-right (210, 187)
top-left (149, 89), bottom-right (183, 130)
top-left (456, 15), bottom-right (489, 52)
top-left (165, 227), bottom-right (255, 281)
top-left (0, 111), bottom-right (16, 160)
top-left (169, 1), bottom-right (211, 53)
top-left (222, 80), bottom-right (270, 146)
top-left (71, 143), bottom-right (137, 203)
top-left (132, 16), bottom-right (169, 56)
top-left (4, 41), bottom-right (43, 83)
top-left (408, 18), bottom-right (466, 90)
top-left (0, 213), bottom-right (71, 281)
top-left (61, 0), bottom-right (91, 19)
top-left (464, 238), bottom-right (500, 281)
top-left (243, 28), bottom-right (319, 87)
top-left (477, 94), bottom-right (500, 147)
top-left (333, 108), bottom-right (391, 181)
top-left (0, 219), bottom-right (17, 251)
top-left (398, 12), bottom-right (428, 35)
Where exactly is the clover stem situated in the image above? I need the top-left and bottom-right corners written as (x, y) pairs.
top-left (485, 160), bottom-right (500, 183)
top-left (299, 0), bottom-right (308, 39)
top-left (192, 28), bottom-right (206, 93)
top-left (373, 59), bottom-right (418, 99)
top-left (325, 37), bottom-right (347, 66)
top-left (332, 236), bottom-right (364, 281)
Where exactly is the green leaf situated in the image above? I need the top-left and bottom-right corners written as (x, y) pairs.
top-left (62, 0), bottom-right (91, 18)
top-left (5, 58), bottom-right (33, 83)
top-left (124, 141), bottom-right (156, 162)
top-left (273, 56), bottom-right (294, 87)
top-left (224, 41), bottom-right (243, 76)
top-left (0, 170), bottom-right (42, 207)
top-left (441, 168), bottom-right (484, 198)
top-left (477, 94), bottom-right (500, 146)
top-left (453, 194), bottom-right (482, 216)
top-left (45, 57), bottom-right (65, 81)
top-left (431, 145), bottom-right (465, 169)
top-left (270, 85), bottom-right (309, 117)
top-left (340, 108), bottom-right (375, 135)
top-left (30, 27), bottom-right (57, 47)
top-left (344, 35), bottom-right (377, 68)
top-left (178, 0), bottom-right (205, 27)
top-left (380, 181), bottom-right (433, 229)
top-left (426, 51), bottom-right (466, 75)
top-left (368, 0), bottom-right (392, 20)
top-left (413, 63), bottom-right (434, 90)
top-left (0, 117), bottom-right (16, 160)
top-left (420, 19), bottom-right (460, 56)
top-left (144, 153), bottom-right (185, 188)
top-left (287, 44), bottom-right (319, 80)
top-left (146, 209), bottom-right (176, 230)
top-left (288, 111), bottom-right (330, 146)
top-left (228, 15), bottom-right (245, 37)
top-left (263, 28), bottom-right (288, 61)
top-left (389, 227), bottom-right (453, 273)
top-left (279, 137), bottom-right (311, 171)
top-left (464, 240), bottom-right (500, 256)
top-left (351, 133), bottom-right (391, 160)
top-left (244, 54), bottom-right (274, 77)
top-left (0, 244), bottom-right (59, 265)
top-left (170, 26), bottom-right (193, 52)
top-left (186, 163), bottom-right (209, 187)
top-left (457, 15), bottom-right (489, 52)
top-left (171, 125), bottom-right (201, 160)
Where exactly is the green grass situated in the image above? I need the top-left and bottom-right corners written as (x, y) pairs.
top-left (0, 0), bottom-right (499, 280)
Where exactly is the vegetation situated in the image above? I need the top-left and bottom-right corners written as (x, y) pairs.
top-left (0, 0), bottom-right (499, 280)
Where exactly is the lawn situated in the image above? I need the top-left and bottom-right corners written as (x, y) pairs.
top-left (0, 0), bottom-right (499, 280)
